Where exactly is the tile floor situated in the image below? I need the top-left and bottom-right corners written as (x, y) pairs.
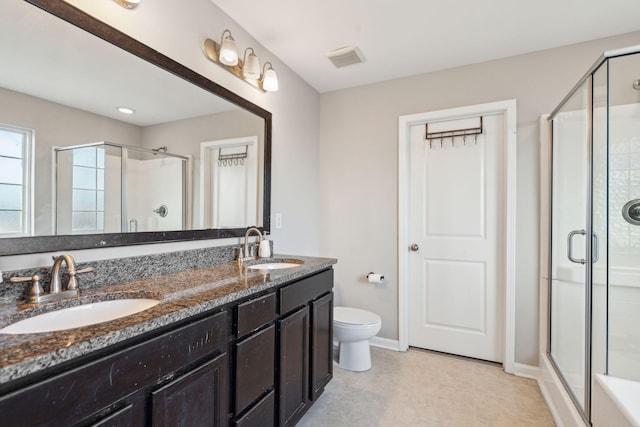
top-left (298, 347), bottom-right (556, 427)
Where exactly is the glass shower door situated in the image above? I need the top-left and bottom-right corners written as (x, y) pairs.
top-left (550, 79), bottom-right (590, 414)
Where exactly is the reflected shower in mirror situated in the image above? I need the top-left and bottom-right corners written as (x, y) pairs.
top-left (55, 143), bottom-right (190, 235)
top-left (0, 1), bottom-right (271, 255)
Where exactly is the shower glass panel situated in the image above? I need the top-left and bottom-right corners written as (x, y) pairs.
top-left (55, 142), bottom-right (188, 234)
top-left (607, 53), bottom-right (640, 382)
top-left (549, 45), bottom-right (640, 423)
top-left (550, 79), bottom-right (589, 412)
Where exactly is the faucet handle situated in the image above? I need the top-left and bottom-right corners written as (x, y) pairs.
top-left (10, 274), bottom-right (44, 301)
top-left (75, 267), bottom-right (94, 275)
top-left (9, 274), bottom-right (41, 284)
top-left (67, 266), bottom-right (93, 291)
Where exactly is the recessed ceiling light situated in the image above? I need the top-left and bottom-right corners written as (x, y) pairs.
top-left (117, 106), bottom-right (136, 114)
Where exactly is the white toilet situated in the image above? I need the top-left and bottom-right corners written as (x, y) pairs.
top-left (333, 306), bottom-right (382, 372)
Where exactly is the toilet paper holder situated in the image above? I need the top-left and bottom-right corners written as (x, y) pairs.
top-left (366, 272), bottom-right (384, 283)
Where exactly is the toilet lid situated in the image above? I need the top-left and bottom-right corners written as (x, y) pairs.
top-left (334, 306), bottom-right (381, 326)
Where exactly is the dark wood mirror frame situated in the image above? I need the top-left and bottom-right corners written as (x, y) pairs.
top-left (0, 0), bottom-right (271, 256)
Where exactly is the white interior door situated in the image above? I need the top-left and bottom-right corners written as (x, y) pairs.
top-left (408, 114), bottom-right (505, 362)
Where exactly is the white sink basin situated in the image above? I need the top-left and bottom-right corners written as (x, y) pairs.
top-left (0, 298), bottom-right (161, 335)
top-left (247, 262), bottom-right (302, 270)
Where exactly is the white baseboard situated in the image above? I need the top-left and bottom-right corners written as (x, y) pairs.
top-left (514, 363), bottom-right (539, 379)
top-left (370, 337), bottom-right (401, 351)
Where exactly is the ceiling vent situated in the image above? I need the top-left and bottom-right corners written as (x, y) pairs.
top-left (327, 46), bottom-right (366, 68)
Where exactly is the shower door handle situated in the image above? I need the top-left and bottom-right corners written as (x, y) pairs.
top-left (567, 230), bottom-right (599, 264)
top-left (567, 229), bottom-right (586, 264)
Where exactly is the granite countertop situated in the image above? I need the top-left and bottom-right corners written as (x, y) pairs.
top-left (0, 255), bottom-right (336, 385)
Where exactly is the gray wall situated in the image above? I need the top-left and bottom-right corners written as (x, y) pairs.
top-left (319, 31), bottom-right (640, 366)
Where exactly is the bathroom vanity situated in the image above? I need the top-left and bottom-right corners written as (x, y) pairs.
top-left (0, 255), bottom-right (335, 427)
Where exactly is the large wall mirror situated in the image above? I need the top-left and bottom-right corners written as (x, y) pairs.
top-left (0, 0), bottom-right (271, 255)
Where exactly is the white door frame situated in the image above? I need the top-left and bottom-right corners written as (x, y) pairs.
top-left (398, 99), bottom-right (517, 374)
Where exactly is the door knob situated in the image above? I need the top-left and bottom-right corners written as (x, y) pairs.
top-left (410, 243), bottom-right (419, 251)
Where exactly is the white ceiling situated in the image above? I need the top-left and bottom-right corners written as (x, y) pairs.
top-left (212, 0), bottom-right (640, 93)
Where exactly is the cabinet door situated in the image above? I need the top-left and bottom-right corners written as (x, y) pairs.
top-left (151, 353), bottom-right (228, 427)
top-left (278, 306), bottom-right (309, 427)
top-left (310, 292), bottom-right (333, 401)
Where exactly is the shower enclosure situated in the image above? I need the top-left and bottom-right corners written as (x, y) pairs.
top-left (55, 142), bottom-right (189, 235)
top-left (548, 45), bottom-right (640, 423)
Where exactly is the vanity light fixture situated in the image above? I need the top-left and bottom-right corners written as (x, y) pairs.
top-left (112, 0), bottom-right (141, 9)
top-left (261, 62), bottom-right (279, 92)
top-left (203, 31), bottom-right (279, 93)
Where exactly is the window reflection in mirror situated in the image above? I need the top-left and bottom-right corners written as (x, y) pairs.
top-left (0, 124), bottom-right (33, 237)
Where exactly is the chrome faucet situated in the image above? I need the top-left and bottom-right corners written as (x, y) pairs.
top-left (243, 227), bottom-right (263, 261)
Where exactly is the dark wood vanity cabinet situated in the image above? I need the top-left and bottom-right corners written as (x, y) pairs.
top-left (0, 310), bottom-right (230, 427)
top-left (231, 269), bottom-right (334, 427)
top-left (278, 269), bottom-right (334, 427)
top-left (0, 267), bottom-right (334, 427)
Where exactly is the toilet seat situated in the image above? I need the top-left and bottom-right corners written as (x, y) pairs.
top-left (334, 306), bottom-right (381, 327)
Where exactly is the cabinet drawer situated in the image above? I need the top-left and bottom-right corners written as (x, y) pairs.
top-left (235, 324), bottom-right (275, 414)
top-left (236, 292), bottom-right (276, 337)
top-left (234, 389), bottom-right (275, 427)
top-left (279, 269), bottom-right (333, 315)
top-left (0, 310), bottom-right (228, 426)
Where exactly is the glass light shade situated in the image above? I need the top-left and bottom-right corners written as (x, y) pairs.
top-left (243, 52), bottom-right (261, 80)
top-left (262, 68), bottom-right (279, 92)
top-left (113, 0), bottom-right (140, 8)
top-left (219, 35), bottom-right (238, 66)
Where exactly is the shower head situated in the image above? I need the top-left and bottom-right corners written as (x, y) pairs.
top-left (633, 79), bottom-right (640, 90)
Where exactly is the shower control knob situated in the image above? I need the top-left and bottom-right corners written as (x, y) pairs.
top-left (410, 243), bottom-right (419, 252)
